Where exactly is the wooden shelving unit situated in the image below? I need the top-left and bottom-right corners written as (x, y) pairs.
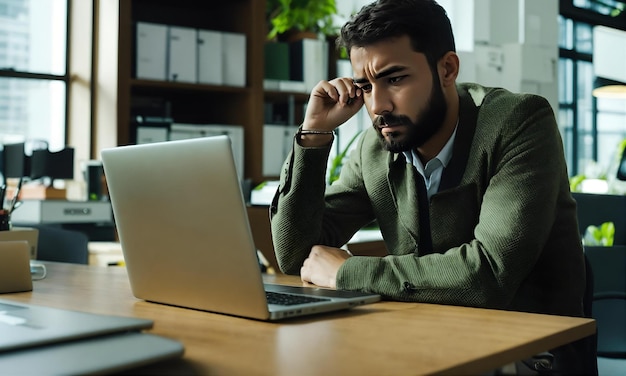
top-left (107, 0), bottom-right (319, 262)
top-left (114, 0), bottom-right (286, 184)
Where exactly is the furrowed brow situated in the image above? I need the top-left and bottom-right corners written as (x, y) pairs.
top-left (353, 66), bottom-right (407, 84)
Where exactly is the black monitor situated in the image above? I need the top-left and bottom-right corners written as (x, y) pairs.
top-left (1, 143), bottom-right (26, 179)
top-left (30, 148), bottom-right (74, 181)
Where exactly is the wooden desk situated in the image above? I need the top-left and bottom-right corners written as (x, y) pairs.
top-left (4, 263), bottom-right (595, 375)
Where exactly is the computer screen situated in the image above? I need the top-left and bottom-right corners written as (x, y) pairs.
top-left (1, 143), bottom-right (26, 179)
top-left (30, 148), bottom-right (74, 180)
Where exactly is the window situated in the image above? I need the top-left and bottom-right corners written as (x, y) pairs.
top-left (559, 0), bottom-right (626, 176)
top-left (573, 0), bottom-right (625, 17)
top-left (0, 0), bottom-right (69, 151)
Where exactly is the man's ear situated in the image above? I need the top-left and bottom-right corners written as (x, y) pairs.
top-left (439, 51), bottom-right (459, 87)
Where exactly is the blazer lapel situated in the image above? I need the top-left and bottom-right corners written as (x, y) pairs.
top-left (439, 88), bottom-right (480, 192)
top-left (387, 154), bottom-right (422, 247)
top-left (386, 86), bottom-right (482, 252)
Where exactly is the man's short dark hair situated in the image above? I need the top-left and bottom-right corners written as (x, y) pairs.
top-left (337, 0), bottom-right (456, 69)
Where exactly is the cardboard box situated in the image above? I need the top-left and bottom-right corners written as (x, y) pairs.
top-left (0, 227), bottom-right (39, 259)
top-left (0, 241), bottom-right (32, 293)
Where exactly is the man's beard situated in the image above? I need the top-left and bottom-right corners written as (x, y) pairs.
top-left (373, 79), bottom-right (448, 153)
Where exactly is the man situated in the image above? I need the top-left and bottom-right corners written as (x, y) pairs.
top-left (270, 0), bottom-right (590, 372)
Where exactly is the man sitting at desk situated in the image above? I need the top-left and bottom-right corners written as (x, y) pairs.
top-left (270, 0), bottom-right (588, 373)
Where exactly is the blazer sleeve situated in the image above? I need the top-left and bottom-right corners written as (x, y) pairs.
top-left (336, 94), bottom-right (576, 308)
top-left (270, 134), bottom-right (375, 274)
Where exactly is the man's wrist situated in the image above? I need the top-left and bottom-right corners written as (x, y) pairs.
top-left (296, 126), bottom-right (335, 147)
top-left (298, 129), bottom-right (335, 136)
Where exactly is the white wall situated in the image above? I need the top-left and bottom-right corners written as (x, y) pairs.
top-left (334, 0), bottom-right (559, 112)
top-left (450, 0), bottom-right (559, 113)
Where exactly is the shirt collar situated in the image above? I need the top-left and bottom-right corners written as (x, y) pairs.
top-left (402, 122), bottom-right (458, 169)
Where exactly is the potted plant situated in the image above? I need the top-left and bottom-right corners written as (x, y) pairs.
top-left (583, 221), bottom-right (615, 247)
top-left (266, 0), bottom-right (337, 42)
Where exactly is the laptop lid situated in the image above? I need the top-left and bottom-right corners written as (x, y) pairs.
top-left (0, 298), bottom-right (153, 352)
top-left (101, 136), bottom-right (380, 321)
top-left (0, 332), bottom-right (184, 375)
top-left (0, 299), bottom-right (184, 374)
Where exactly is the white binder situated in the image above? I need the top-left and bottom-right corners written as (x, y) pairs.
top-left (136, 22), bottom-right (167, 80)
top-left (222, 32), bottom-right (246, 87)
top-left (263, 124), bottom-right (294, 176)
top-left (168, 26), bottom-right (197, 83)
top-left (169, 123), bottom-right (245, 182)
top-left (197, 29), bottom-right (223, 85)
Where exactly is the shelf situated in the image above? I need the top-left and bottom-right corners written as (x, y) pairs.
top-left (264, 90), bottom-right (310, 102)
top-left (113, 0), bottom-right (267, 183)
top-left (131, 79), bottom-right (251, 95)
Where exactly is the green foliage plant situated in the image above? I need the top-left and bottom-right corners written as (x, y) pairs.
top-left (266, 0), bottom-right (337, 41)
top-left (569, 174), bottom-right (586, 192)
top-left (584, 221), bottom-right (615, 246)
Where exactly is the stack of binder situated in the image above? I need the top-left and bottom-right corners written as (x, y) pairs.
top-left (135, 22), bottom-right (246, 87)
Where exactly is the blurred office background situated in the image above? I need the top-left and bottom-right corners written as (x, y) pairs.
top-left (0, 0), bottom-right (625, 184)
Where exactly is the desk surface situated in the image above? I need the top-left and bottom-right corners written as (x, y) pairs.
top-left (4, 263), bottom-right (595, 375)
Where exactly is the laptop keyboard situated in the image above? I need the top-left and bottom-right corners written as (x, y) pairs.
top-left (265, 291), bottom-right (330, 306)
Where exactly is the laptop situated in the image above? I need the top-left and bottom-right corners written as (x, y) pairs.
top-left (101, 136), bottom-right (381, 321)
top-left (0, 299), bottom-right (184, 374)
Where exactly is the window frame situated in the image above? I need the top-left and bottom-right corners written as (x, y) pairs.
top-left (0, 0), bottom-right (71, 146)
top-left (559, 0), bottom-right (626, 176)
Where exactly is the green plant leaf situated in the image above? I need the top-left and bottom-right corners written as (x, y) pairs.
top-left (600, 221), bottom-right (615, 246)
top-left (583, 221), bottom-right (616, 246)
top-left (569, 174), bottom-right (586, 192)
top-left (328, 131), bottom-right (362, 185)
top-left (266, 0), bottom-right (337, 40)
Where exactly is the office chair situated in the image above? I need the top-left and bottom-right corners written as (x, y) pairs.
top-left (518, 253), bottom-right (597, 375)
top-left (585, 246), bottom-right (626, 375)
top-left (31, 224), bottom-right (90, 265)
top-left (579, 253), bottom-right (599, 375)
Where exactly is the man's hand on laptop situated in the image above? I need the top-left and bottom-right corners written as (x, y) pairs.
top-left (300, 245), bottom-right (351, 289)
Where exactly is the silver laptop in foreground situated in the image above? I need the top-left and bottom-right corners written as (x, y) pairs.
top-left (101, 136), bottom-right (380, 321)
top-left (0, 299), bottom-right (184, 374)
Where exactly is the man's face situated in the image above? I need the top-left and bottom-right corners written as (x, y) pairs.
top-left (351, 35), bottom-right (448, 152)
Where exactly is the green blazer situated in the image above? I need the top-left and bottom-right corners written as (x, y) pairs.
top-left (271, 83), bottom-right (585, 318)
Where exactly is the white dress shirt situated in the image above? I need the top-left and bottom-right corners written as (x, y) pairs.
top-left (403, 125), bottom-right (458, 199)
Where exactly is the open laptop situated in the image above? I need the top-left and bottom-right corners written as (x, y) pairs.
top-left (101, 136), bottom-right (380, 321)
top-left (0, 299), bottom-right (184, 374)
